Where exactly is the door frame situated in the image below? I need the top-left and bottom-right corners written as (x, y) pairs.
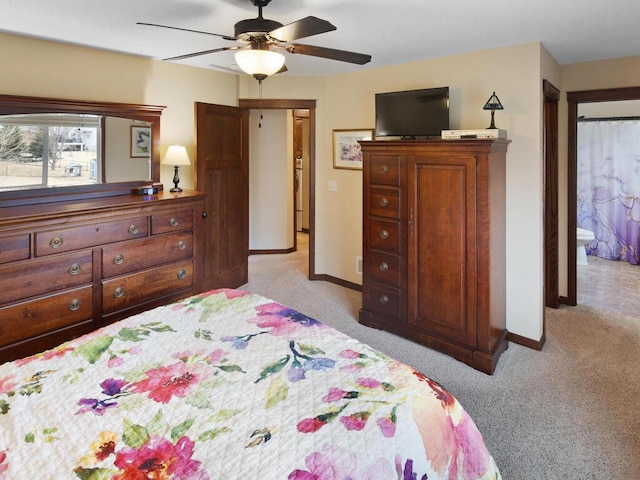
top-left (543, 79), bottom-right (560, 312)
top-left (565, 86), bottom-right (640, 305)
top-left (238, 98), bottom-right (317, 280)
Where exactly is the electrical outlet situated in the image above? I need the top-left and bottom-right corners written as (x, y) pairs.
top-left (328, 180), bottom-right (338, 192)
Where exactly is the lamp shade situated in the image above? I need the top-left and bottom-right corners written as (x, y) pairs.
top-left (235, 49), bottom-right (285, 79)
top-left (483, 91), bottom-right (504, 111)
top-left (162, 145), bottom-right (191, 166)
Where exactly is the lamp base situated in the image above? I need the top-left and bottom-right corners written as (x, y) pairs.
top-left (170, 165), bottom-right (182, 193)
top-left (487, 110), bottom-right (497, 129)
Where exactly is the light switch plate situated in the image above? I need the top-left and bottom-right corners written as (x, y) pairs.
top-left (328, 180), bottom-right (338, 192)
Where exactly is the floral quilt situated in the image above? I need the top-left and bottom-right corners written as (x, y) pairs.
top-left (0, 289), bottom-right (501, 479)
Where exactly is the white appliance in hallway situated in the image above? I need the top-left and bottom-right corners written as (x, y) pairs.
top-left (295, 157), bottom-right (303, 232)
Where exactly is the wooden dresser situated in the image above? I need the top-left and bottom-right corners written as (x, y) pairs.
top-left (0, 191), bottom-right (206, 363)
top-left (359, 139), bottom-right (509, 374)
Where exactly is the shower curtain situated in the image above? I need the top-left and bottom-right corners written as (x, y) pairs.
top-left (577, 119), bottom-right (640, 265)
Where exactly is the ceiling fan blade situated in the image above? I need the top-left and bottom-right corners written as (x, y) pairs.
top-left (269, 16), bottom-right (336, 42)
top-left (137, 22), bottom-right (236, 41)
top-left (286, 44), bottom-right (371, 65)
top-left (163, 46), bottom-right (239, 62)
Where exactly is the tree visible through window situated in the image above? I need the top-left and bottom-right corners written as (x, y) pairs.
top-left (0, 114), bottom-right (99, 190)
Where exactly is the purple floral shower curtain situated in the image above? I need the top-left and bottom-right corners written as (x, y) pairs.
top-left (577, 119), bottom-right (640, 265)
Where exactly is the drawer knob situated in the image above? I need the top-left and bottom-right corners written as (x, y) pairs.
top-left (379, 197), bottom-right (389, 207)
top-left (381, 165), bottom-right (389, 174)
top-left (177, 240), bottom-right (186, 250)
top-left (379, 262), bottom-right (389, 272)
top-left (113, 254), bottom-right (125, 265)
top-left (379, 294), bottom-right (389, 305)
top-left (128, 224), bottom-right (139, 235)
top-left (169, 217), bottom-right (179, 227)
top-left (68, 263), bottom-right (82, 275)
top-left (177, 269), bottom-right (187, 280)
top-left (113, 287), bottom-right (125, 298)
top-left (379, 230), bottom-right (389, 240)
top-left (49, 237), bottom-right (63, 249)
top-left (68, 299), bottom-right (81, 311)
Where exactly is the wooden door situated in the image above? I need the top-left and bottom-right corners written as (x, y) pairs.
top-left (407, 155), bottom-right (477, 348)
top-left (195, 102), bottom-right (249, 290)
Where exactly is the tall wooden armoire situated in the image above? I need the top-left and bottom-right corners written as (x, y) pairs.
top-left (359, 139), bottom-right (510, 374)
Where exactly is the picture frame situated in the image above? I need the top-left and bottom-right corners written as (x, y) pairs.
top-left (130, 125), bottom-right (151, 157)
top-left (332, 129), bottom-right (374, 170)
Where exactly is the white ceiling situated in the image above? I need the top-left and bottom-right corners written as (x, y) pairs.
top-left (2, 0), bottom-right (640, 77)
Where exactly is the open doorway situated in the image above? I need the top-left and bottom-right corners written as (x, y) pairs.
top-left (566, 86), bottom-right (640, 308)
top-left (293, 109), bottom-right (311, 277)
top-left (239, 98), bottom-right (317, 280)
top-left (573, 98), bottom-right (640, 317)
top-left (293, 109), bottom-right (310, 236)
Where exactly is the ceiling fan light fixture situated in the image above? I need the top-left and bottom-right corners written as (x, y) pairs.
top-left (235, 49), bottom-right (285, 80)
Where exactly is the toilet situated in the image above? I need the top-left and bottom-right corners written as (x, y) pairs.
top-left (576, 227), bottom-right (595, 265)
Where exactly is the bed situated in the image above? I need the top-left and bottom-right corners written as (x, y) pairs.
top-left (0, 289), bottom-right (501, 479)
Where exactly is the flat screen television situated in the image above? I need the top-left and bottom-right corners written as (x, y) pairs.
top-left (375, 87), bottom-right (449, 138)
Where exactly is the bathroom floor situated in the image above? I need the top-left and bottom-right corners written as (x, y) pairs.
top-left (577, 255), bottom-right (640, 318)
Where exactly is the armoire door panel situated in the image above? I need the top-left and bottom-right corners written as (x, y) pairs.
top-left (408, 157), bottom-right (477, 347)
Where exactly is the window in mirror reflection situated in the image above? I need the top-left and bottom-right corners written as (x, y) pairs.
top-left (0, 113), bottom-right (101, 190)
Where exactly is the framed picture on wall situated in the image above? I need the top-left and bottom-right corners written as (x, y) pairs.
top-left (332, 129), bottom-right (374, 170)
top-left (130, 125), bottom-right (151, 157)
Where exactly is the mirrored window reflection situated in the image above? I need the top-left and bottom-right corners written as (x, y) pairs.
top-left (0, 114), bottom-right (100, 191)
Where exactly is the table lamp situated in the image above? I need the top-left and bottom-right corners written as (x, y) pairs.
top-left (483, 91), bottom-right (504, 129)
top-left (162, 145), bottom-right (191, 192)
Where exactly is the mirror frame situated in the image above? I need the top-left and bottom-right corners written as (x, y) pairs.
top-left (0, 94), bottom-right (165, 208)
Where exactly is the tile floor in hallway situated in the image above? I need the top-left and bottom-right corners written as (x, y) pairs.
top-left (577, 254), bottom-right (640, 318)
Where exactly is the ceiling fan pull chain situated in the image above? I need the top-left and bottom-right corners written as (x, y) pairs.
top-left (258, 79), bottom-right (263, 128)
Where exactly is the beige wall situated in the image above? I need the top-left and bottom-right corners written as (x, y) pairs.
top-left (0, 32), bottom-right (238, 191)
top-left (4, 31), bottom-right (570, 342)
top-left (240, 43), bottom-right (547, 340)
top-left (248, 109), bottom-right (294, 250)
top-left (104, 117), bottom-right (151, 182)
top-left (579, 100), bottom-right (640, 117)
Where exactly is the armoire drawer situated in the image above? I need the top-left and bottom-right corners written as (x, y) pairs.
top-left (0, 285), bottom-right (93, 348)
top-left (151, 208), bottom-right (194, 235)
top-left (0, 250), bottom-right (93, 305)
top-left (102, 259), bottom-right (193, 313)
top-left (102, 232), bottom-right (194, 278)
top-left (366, 250), bottom-right (401, 287)
top-left (366, 282), bottom-right (402, 320)
top-left (369, 155), bottom-right (401, 186)
top-left (35, 216), bottom-right (148, 256)
top-left (0, 234), bottom-right (30, 265)
top-left (369, 187), bottom-right (400, 219)
top-left (369, 219), bottom-right (400, 253)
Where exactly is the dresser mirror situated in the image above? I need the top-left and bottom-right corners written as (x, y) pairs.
top-left (0, 94), bottom-right (164, 207)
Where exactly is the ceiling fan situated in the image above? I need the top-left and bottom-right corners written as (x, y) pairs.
top-left (138, 0), bottom-right (372, 80)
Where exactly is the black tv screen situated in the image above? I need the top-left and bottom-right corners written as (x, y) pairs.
top-left (375, 87), bottom-right (449, 138)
